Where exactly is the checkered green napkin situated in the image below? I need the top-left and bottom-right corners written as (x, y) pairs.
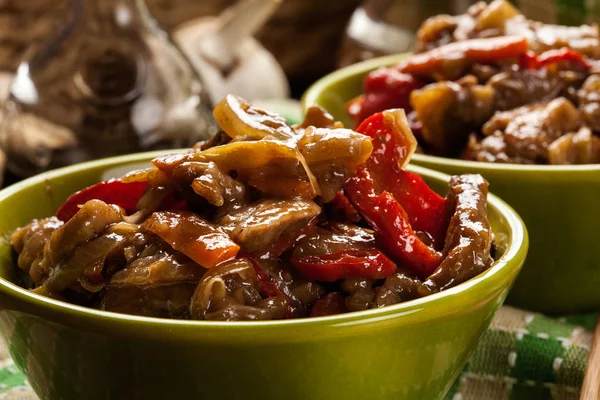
top-left (447, 307), bottom-right (596, 400)
top-left (0, 306), bottom-right (595, 400)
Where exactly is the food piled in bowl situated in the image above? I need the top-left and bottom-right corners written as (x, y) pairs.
top-left (11, 95), bottom-right (495, 321)
top-left (347, 0), bottom-right (600, 164)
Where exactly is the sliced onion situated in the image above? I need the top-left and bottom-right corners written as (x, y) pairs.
top-left (213, 94), bottom-right (296, 141)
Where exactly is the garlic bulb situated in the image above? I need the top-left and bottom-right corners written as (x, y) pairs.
top-left (173, 0), bottom-right (289, 103)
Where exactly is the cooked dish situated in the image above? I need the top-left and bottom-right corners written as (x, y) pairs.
top-left (12, 95), bottom-right (494, 321)
top-left (347, 0), bottom-right (600, 164)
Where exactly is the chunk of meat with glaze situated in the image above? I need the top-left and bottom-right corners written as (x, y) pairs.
top-left (190, 258), bottom-right (287, 321)
top-left (341, 278), bottom-right (376, 312)
top-left (218, 199), bottom-right (321, 253)
top-left (463, 133), bottom-right (535, 164)
top-left (154, 140), bottom-right (320, 199)
top-left (415, 14), bottom-right (459, 52)
top-left (415, 2), bottom-right (498, 52)
top-left (297, 127), bottom-right (373, 202)
top-left (548, 127), bottom-right (600, 165)
top-left (482, 102), bottom-right (541, 136)
top-left (422, 174), bottom-right (493, 293)
top-left (295, 105), bottom-right (339, 130)
top-left (411, 79), bottom-right (495, 156)
top-left (483, 98), bottom-right (582, 162)
top-left (293, 223), bottom-right (376, 258)
top-left (11, 217), bottom-right (63, 285)
top-left (171, 161), bottom-right (247, 210)
top-left (310, 292), bottom-right (348, 316)
top-left (120, 168), bottom-right (182, 223)
top-left (254, 258), bottom-right (325, 318)
top-left (40, 222), bottom-right (142, 295)
top-left (488, 69), bottom-right (564, 111)
top-left (469, 63), bottom-right (501, 83)
top-left (102, 241), bottom-right (206, 319)
top-left (415, 2), bottom-right (490, 51)
top-left (373, 269), bottom-right (425, 308)
top-left (578, 75), bottom-right (600, 131)
top-left (31, 200), bottom-right (123, 286)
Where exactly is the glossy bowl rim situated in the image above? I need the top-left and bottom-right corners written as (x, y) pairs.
top-left (0, 151), bottom-right (527, 332)
top-left (302, 53), bottom-right (600, 173)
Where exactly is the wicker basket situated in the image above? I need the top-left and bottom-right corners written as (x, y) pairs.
top-left (0, 0), bottom-right (361, 90)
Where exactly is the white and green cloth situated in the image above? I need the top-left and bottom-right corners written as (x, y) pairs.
top-left (448, 307), bottom-right (596, 400)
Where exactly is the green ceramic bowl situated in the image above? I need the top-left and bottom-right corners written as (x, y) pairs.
top-left (0, 152), bottom-right (526, 400)
top-left (303, 54), bottom-right (600, 315)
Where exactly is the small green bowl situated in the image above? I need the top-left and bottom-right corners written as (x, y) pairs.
top-left (303, 54), bottom-right (600, 315)
top-left (0, 152), bottom-right (526, 400)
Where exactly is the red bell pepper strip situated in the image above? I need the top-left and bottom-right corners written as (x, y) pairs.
top-left (329, 191), bottom-right (361, 223)
top-left (520, 48), bottom-right (592, 70)
top-left (143, 211), bottom-right (239, 268)
top-left (345, 167), bottom-right (442, 278)
top-left (160, 192), bottom-right (189, 211)
top-left (399, 36), bottom-right (528, 77)
top-left (244, 256), bottom-right (284, 298)
top-left (252, 218), bottom-right (318, 260)
top-left (354, 110), bottom-right (447, 248)
top-left (347, 68), bottom-right (422, 125)
top-left (56, 179), bottom-right (148, 222)
top-left (310, 292), bottom-right (347, 317)
top-left (291, 248), bottom-right (397, 282)
top-left (56, 179), bottom-right (188, 222)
